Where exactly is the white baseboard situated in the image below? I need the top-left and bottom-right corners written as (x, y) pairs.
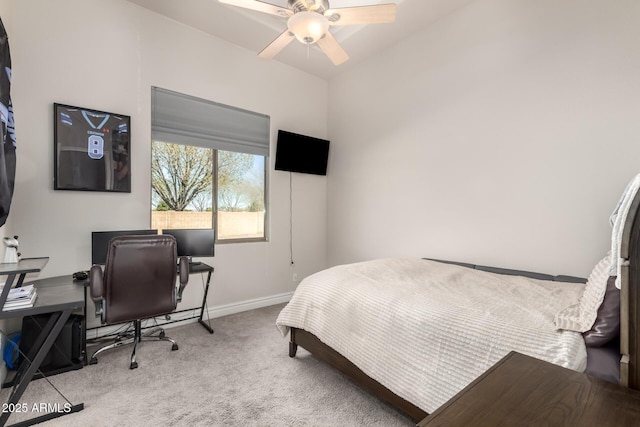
top-left (203, 291), bottom-right (293, 319)
top-left (86, 292), bottom-right (293, 339)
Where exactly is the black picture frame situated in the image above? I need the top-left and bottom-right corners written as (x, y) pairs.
top-left (53, 103), bottom-right (131, 192)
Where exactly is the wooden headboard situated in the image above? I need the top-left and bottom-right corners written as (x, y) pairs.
top-left (620, 188), bottom-right (640, 389)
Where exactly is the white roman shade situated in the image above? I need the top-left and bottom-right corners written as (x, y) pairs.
top-left (151, 87), bottom-right (270, 156)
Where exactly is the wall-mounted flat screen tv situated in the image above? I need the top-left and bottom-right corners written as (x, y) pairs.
top-left (54, 103), bottom-right (131, 192)
top-left (274, 130), bottom-right (330, 176)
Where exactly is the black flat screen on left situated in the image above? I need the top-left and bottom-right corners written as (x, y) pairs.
top-left (91, 230), bottom-right (157, 265)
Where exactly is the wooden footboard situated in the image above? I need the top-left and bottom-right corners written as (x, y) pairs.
top-left (622, 187), bottom-right (640, 390)
top-left (289, 327), bottom-right (428, 422)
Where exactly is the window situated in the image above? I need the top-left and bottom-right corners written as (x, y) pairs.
top-left (150, 88), bottom-right (268, 242)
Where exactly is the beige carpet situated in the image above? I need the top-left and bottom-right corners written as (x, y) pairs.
top-left (1, 304), bottom-right (413, 426)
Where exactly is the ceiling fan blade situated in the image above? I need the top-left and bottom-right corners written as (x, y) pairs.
top-left (325, 4), bottom-right (397, 26)
top-left (219, 0), bottom-right (292, 18)
top-left (317, 31), bottom-right (349, 66)
top-left (258, 30), bottom-right (295, 59)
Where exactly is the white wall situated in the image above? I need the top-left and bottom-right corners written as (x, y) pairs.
top-left (4, 0), bottom-right (639, 319)
top-left (327, 0), bottom-right (640, 277)
top-left (1, 0), bottom-right (328, 322)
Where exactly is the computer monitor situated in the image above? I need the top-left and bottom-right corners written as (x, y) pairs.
top-left (162, 229), bottom-right (215, 259)
top-left (91, 229), bottom-right (158, 265)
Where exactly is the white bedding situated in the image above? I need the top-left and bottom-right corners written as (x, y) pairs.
top-left (276, 258), bottom-right (587, 413)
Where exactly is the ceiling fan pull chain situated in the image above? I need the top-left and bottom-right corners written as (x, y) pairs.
top-left (307, 43), bottom-right (310, 60)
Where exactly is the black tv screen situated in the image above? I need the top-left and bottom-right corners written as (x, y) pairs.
top-left (91, 229), bottom-right (158, 265)
top-left (274, 130), bottom-right (329, 176)
top-left (162, 229), bottom-right (215, 258)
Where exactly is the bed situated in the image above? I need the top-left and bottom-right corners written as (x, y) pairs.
top-left (276, 180), bottom-right (640, 422)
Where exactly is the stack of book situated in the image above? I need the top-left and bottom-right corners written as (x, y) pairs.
top-left (1, 284), bottom-right (37, 311)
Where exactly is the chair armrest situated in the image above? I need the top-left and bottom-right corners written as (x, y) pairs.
top-left (177, 256), bottom-right (189, 302)
top-left (89, 265), bottom-right (104, 317)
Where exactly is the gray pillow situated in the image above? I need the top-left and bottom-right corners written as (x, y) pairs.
top-left (583, 276), bottom-right (620, 347)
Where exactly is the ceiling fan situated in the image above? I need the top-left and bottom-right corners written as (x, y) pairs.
top-left (219, 0), bottom-right (397, 66)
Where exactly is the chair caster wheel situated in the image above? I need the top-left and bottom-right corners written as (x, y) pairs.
top-left (159, 331), bottom-right (166, 339)
top-left (130, 361), bottom-right (138, 369)
top-left (89, 357), bottom-right (98, 365)
top-left (171, 343), bottom-right (179, 351)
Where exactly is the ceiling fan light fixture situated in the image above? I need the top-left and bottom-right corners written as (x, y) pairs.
top-left (287, 11), bottom-right (329, 45)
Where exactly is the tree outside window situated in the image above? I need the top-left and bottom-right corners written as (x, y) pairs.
top-left (151, 140), bottom-right (266, 241)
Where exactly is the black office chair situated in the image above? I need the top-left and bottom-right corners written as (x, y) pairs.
top-left (88, 235), bottom-right (189, 369)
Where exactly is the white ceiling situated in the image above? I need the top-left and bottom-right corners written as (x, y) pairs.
top-left (127, 0), bottom-right (477, 80)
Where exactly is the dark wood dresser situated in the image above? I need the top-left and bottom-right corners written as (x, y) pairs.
top-left (418, 351), bottom-right (640, 426)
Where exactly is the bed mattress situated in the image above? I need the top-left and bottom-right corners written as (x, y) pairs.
top-left (276, 258), bottom-right (587, 413)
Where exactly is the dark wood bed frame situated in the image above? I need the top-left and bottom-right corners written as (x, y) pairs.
top-left (621, 187), bottom-right (640, 390)
top-left (288, 328), bottom-right (428, 421)
top-left (287, 191), bottom-right (640, 423)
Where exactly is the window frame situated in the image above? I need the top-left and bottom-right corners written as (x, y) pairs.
top-left (150, 87), bottom-right (270, 244)
top-left (212, 149), bottom-right (269, 244)
top-left (150, 143), bottom-right (269, 244)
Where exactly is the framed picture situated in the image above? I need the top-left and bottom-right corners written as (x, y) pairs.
top-left (53, 103), bottom-right (131, 192)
